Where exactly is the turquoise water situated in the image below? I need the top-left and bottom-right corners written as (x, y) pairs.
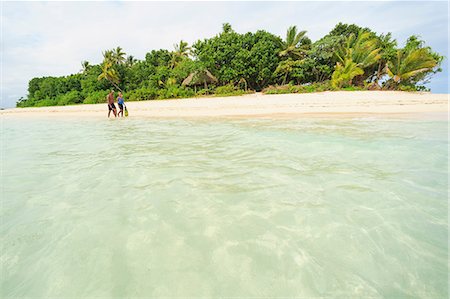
top-left (1, 116), bottom-right (448, 298)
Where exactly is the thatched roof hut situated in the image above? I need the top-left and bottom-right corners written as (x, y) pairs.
top-left (182, 69), bottom-right (218, 89)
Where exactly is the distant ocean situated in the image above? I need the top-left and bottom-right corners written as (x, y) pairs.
top-left (2, 117), bottom-right (448, 297)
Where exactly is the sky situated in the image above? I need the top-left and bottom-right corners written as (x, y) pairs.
top-left (1, 0), bottom-right (449, 108)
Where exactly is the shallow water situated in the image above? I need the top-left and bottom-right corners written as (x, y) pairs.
top-left (1, 116), bottom-right (448, 298)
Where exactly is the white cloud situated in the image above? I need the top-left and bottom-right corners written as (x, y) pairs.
top-left (1, 1), bottom-right (448, 107)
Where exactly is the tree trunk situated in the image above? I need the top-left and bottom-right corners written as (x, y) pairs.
top-left (282, 72), bottom-right (288, 85)
top-left (108, 79), bottom-right (122, 92)
top-left (375, 62), bottom-right (383, 84)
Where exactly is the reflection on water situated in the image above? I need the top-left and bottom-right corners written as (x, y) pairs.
top-left (1, 117), bottom-right (448, 298)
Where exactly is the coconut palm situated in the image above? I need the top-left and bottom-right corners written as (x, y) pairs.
top-left (112, 47), bottom-right (126, 65)
top-left (98, 62), bottom-right (121, 91)
top-left (174, 40), bottom-right (191, 57)
top-left (332, 30), bottom-right (382, 87)
top-left (170, 40), bottom-right (191, 68)
top-left (80, 61), bottom-right (91, 73)
top-left (385, 47), bottom-right (438, 87)
top-left (126, 55), bottom-right (137, 67)
top-left (331, 58), bottom-right (364, 88)
top-left (365, 33), bottom-right (398, 86)
top-left (279, 26), bottom-right (309, 59)
top-left (335, 31), bottom-right (381, 69)
top-left (275, 59), bottom-right (304, 85)
top-left (102, 50), bottom-right (114, 64)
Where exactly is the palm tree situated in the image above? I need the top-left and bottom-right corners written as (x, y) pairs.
top-left (112, 47), bottom-right (126, 65)
top-left (335, 31), bottom-right (381, 69)
top-left (331, 58), bottom-right (364, 88)
top-left (98, 61), bottom-right (121, 91)
top-left (275, 59), bottom-right (303, 85)
top-left (80, 61), bottom-right (91, 73)
top-left (170, 40), bottom-right (191, 68)
top-left (385, 47), bottom-right (438, 88)
top-left (222, 23), bottom-right (233, 34)
top-left (279, 26), bottom-right (309, 59)
top-left (174, 40), bottom-right (191, 57)
top-left (373, 33), bottom-right (397, 84)
top-left (332, 30), bottom-right (381, 87)
top-left (102, 50), bottom-right (114, 64)
top-left (126, 55), bottom-right (137, 67)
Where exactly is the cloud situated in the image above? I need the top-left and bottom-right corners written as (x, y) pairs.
top-left (1, 1), bottom-right (448, 107)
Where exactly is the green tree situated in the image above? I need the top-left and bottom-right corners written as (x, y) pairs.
top-left (384, 36), bottom-right (442, 90)
top-left (112, 47), bottom-right (126, 65)
top-left (328, 23), bottom-right (372, 38)
top-left (331, 58), bottom-right (364, 88)
top-left (279, 26), bottom-right (310, 59)
top-left (80, 61), bottom-right (91, 73)
top-left (170, 40), bottom-right (191, 68)
top-left (98, 61), bottom-right (121, 91)
top-left (126, 55), bottom-right (137, 67)
top-left (145, 49), bottom-right (172, 67)
top-left (102, 50), bottom-right (114, 64)
top-left (371, 33), bottom-right (397, 85)
top-left (333, 30), bottom-right (381, 86)
top-left (194, 27), bottom-right (281, 89)
top-left (275, 58), bottom-right (304, 85)
top-left (222, 23), bottom-right (233, 34)
top-left (335, 31), bottom-right (381, 69)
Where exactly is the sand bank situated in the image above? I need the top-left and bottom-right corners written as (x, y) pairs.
top-left (2, 91), bottom-right (448, 119)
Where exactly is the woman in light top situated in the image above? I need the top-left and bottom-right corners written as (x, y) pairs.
top-left (117, 92), bottom-right (125, 117)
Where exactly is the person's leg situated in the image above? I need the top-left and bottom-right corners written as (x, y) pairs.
top-left (108, 110), bottom-right (111, 117)
top-left (113, 109), bottom-right (117, 117)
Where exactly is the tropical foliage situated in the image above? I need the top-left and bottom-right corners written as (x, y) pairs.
top-left (384, 36), bottom-right (443, 90)
top-left (279, 26), bottom-right (310, 59)
top-left (331, 59), bottom-right (364, 88)
top-left (17, 23), bottom-right (443, 107)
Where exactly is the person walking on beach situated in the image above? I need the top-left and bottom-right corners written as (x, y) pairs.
top-left (117, 92), bottom-right (125, 117)
top-left (107, 90), bottom-right (117, 118)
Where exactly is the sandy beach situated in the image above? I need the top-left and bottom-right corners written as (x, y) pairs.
top-left (2, 91), bottom-right (448, 119)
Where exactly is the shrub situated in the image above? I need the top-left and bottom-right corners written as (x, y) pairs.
top-left (263, 85), bottom-right (296, 94)
top-left (215, 84), bottom-right (246, 96)
top-left (127, 87), bottom-right (159, 101)
top-left (16, 97), bottom-right (36, 107)
top-left (157, 86), bottom-right (195, 99)
top-left (195, 88), bottom-right (211, 96)
top-left (263, 82), bottom-right (335, 94)
top-left (398, 84), bottom-right (424, 92)
top-left (83, 90), bottom-right (109, 104)
top-left (34, 98), bottom-right (58, 107)
top-left (342, 86), bottom-right (365, 91)
top-left (215, 84), bottom-right (235, 95)
top-left (57, 91), bottom-right (83, 106)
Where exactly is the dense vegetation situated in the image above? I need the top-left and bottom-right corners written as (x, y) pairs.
top-left (17, 23), bottom-right (443, 107)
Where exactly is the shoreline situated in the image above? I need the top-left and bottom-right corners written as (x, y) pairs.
top-left (2, 91), bottom-right (448, 120)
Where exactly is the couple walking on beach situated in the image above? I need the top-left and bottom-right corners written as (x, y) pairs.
top-left (107, 90), bottom-right (127, 118)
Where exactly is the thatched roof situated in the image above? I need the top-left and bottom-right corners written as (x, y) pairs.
top-left (182, 70), bottom-right (218, 86)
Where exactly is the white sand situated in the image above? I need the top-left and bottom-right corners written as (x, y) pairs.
top-left (2, 91), bottom-right (448, 119)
